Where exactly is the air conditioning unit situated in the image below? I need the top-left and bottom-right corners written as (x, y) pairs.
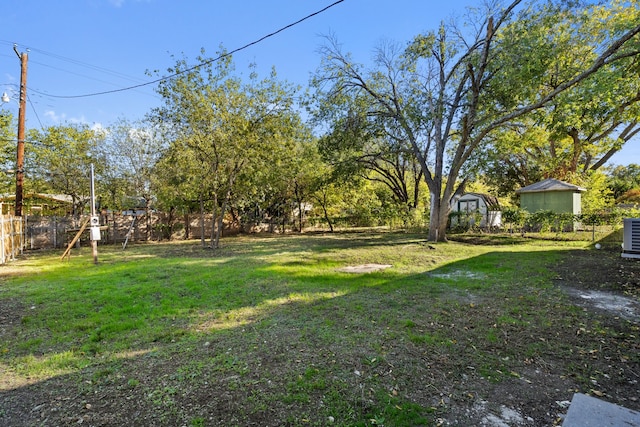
top-left (622, 218), bottom-right (640, 259)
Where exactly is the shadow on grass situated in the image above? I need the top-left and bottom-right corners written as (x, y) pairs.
top-left (0, 233), bottom-right (569, 364)
top-left (4, 232), bottom-right (636, 425)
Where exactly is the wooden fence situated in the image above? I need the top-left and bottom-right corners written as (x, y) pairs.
top-left (0, 215), bottom-right (24, 264)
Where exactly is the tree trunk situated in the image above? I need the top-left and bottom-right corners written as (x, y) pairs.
top-left (199, 193), bottom-right (205, 248)
top-left (145, 198), bottom-right (151, 241)
top-left (214, 188), bottom-right (231, 249)
top-left (318, 191), bottom-right (334, 232)
top-left (294, 180), bottom-right (304, 233)
top-left (215, 201), bottom-right (225, 249)
top-left (210, 192), bottom-right (218, 248)
top-left (428, 192), bottom-right (450, 242)
top-left (298, 201), bottom-right (304, 233)
top-left (428, 195), bottom-right (440, 242)
top-left (324, 208), bottom-right (334, 232)
top-left (165, 207), bottom-right (175, 240)
top-left (184, 211), bottom-right (190, 240)
top-left (213, 172), bottom-right (236, 249)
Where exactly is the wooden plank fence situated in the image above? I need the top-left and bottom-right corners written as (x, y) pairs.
top-left (0, 215), bottom-right (24, 264)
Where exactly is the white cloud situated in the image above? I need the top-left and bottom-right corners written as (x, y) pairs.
top-left (44, 110), bottom-right (66, 123)
top-left (44, 110), bottom-right (96, 126)
top-left (91, 122), bottom-right (104, 131)
top-left (91, 122), bottom-right (108, 137)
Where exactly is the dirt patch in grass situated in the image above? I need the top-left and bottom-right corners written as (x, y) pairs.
top-left (0, 236), bottom-right (639, 426)
top-left (337, 264), bottom-right (392, 273)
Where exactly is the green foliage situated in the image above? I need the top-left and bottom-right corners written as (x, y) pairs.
top-left (527, 210), bottom-right (557, 232)
top-left (99, 118), bottom-right (166, 212)
top-left (448, 209), bottom-right (484, 232)
top-left (483, 0), bottom-right (640, 185)
top-left (150, 50), bottom-right (313, 241)
top-left (580, 209), bottom-right (624, 227)
top-left (605, 164), bottom-right (640, 202)
top-left (570, 170), bottom-right (615, 212)
top-left (500, 205), bottom-right (632, 232)
top-left (0, 111), bottom-right (16, 194)
top-left (29, 124), bottom-right (106, 216)
top-left (502, 207), bottom-right (528, 232)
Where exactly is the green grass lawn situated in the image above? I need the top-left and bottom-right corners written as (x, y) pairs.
top-left (2, 231), bottom-right (634, 426)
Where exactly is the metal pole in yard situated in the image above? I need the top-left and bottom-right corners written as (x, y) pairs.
top-left (89, 164), bottom-right (99, 264)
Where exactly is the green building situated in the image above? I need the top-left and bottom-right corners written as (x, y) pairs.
top-left (516, 178), bottom-right (586, 215)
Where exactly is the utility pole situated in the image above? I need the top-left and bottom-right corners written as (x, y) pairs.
top-left (14, 45), bottom-right (27, 217)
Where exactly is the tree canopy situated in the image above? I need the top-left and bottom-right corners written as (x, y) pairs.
top-left (482, 0), bottom-right (640, 193)
top-left (29, 123), bottom-right (105, 217)
top-left (150, 51), bottom-right (311, 246)
top-left (311, 0), bottom-right (640, 241)
top-left (14, 1), bottom-right (640, 240)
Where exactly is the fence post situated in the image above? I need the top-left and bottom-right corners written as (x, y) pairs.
top-left (11, 216), bottom-right (17, 261)
top-left (19, 216), bottom-right (24, 257)
top-left (9, 216), bottom-right (15, 261)
top-left (0, 216), bottom-right (5, 265)
top-left (52, 217), bottom-right (57, 248)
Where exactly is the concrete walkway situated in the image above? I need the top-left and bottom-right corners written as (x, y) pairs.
top-left (563, 393), bottom-right (640, 426)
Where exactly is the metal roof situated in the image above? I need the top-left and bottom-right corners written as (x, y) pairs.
top-left (516, 178), bottom-right (586, 193)
top-left (0, 193), bottom-right (76, 203)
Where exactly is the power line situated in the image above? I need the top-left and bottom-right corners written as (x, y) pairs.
top-left (0, 82), bottom-right (44, 130)
top-left (38, 0), bottom-right (346, 100)
top-left (0, 42), bottom-right (149, 86)
top-left (26, 60), bottom-right (159, 100)
top-left (27, 93), bottom-right (44, 130)
top-left (26, 46), bottom-right (150, 85)
top-left (1, 41), bottom-right (158, 103)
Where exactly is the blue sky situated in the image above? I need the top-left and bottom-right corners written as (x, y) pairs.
top-left (1, 0), bottom-right (638, 165)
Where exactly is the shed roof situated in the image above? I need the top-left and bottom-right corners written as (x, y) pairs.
top-left (0, 193), bottom-right (75, 203)
top-left (516, 178), bottom-right (586, 194)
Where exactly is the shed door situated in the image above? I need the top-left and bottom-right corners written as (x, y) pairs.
top-left (460, 200), bottom-right (478, 212)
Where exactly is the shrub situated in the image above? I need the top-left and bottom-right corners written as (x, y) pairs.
top-left (502, 207), bottom-right (528, 232)
top-left (448, 209), bottom-right (484, 232)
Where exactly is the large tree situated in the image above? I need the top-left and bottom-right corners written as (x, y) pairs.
top-left (312, 0), bottom-right (640, 241)
top-left (315, 84), bottom-right (424, 214)
top-left (30, 123), bottom-right (105, 218)
top-left (100, 118), bottom-right (166, 210)
top-left (481, 0), bottom-right (640, 192)
top-left (150, 134), bottom-right (204, 239)
top-left (152, 52), bottom-right (308, 247)
top-left (99, 118), bottom-right (166, 239)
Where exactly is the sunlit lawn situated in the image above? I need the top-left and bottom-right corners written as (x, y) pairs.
top-left (0, 231), bottom-right (594, 425)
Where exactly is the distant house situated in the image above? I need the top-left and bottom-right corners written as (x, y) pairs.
top-left (516, 178), bottom-right (586, 215)
top-left (0, 193), bottom-right (75, 216)
top-left (450, 192), bottom-right (502, 228)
